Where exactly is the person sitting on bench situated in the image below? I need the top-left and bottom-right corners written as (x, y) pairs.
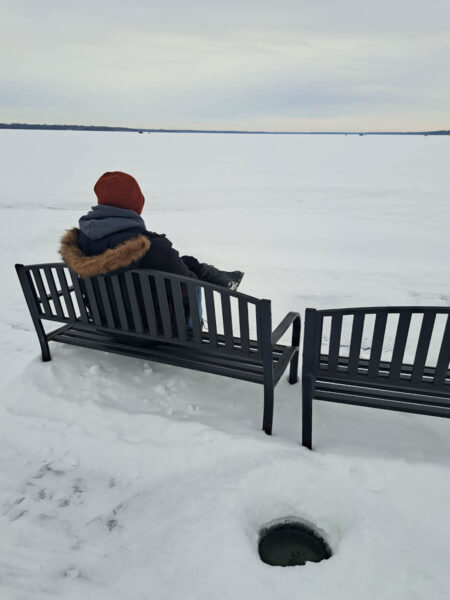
top-left (59, 171), bottom-right (243, 333)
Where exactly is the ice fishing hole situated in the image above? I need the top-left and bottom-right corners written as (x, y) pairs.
top-left (258, 519), bottom-right (332, 567)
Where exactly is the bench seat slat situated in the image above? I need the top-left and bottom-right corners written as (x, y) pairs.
top-left (23, 311), bottom-right (278, 362)
top-left (316, 380), bottom-right (450, 407)
top-left (316, 363), bottom-right (449, 397)
top-left (52, 327), bottom-right (266, 384)
top-left (314, 388), bottom-right (450, 418)
top-left (57, 326), bottom-right (267, 373)
top-left (318, 353), bottom-right (449, 378)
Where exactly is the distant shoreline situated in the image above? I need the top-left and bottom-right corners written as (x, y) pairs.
top-left (0, 123), bottom-right (449, 135)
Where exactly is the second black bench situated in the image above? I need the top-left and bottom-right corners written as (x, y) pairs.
top-left (302, 306), bottom-right (450, 448)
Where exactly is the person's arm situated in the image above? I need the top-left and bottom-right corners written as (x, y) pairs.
top-left (140, 236), bottom-right (198, 279)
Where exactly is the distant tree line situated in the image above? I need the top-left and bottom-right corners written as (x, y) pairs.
top-left (0, 123), bottom-right (137, 132)
top-left (0, 123), bottom-right (449, 135)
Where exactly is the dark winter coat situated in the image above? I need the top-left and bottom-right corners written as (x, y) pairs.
top-left (59, 205), bottom-right (198, 339)
top-left (61, 205), bottom-right (197, 279)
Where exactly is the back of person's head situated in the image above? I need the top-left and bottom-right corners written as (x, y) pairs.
top-left (94, 171), bottom-right (145, 215)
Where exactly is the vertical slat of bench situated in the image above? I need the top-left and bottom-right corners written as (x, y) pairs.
top-left (138, 273), bottom-right (158, 335)
top-left (170, 279), bottom-right (187, 343)
top-left (389, 311), bottom-right (412, 381)
top-left (238, 298), bottom-right (250, 354)
top-left (31, 267), bottom-right (52, 316)
top-left (433, 315), bottom-right (450, 389)
top-left (111, 275), bottom-right (129, 331)
top-left (125, 272), bottom-right (143, 333)
top-left (204, 288), bottom-right (217, 350)
top-left (315, 313), bottom-right (324, 370)
top-left (187, 281), bottom-right (202, 344)
top-left (84, 278), bottom-right (102, 325)
top-left (97, 276), bottom-right (116, 328)
top-left (255, 302), bottom-right (264, 358)
top-left (43, 267), bottom-right (64, 319)
top-left (221, 292), bottom-right (233, 351)
top-left (327, 314), bottom-right (343, 374)
top-left (154, 274), bottom-right (173, 339)
top-left (22, 268), bottom-right (41, 316)
top-left (411, 312), bottom-right (436, 384)
top-left (69, 270), bottom-right (89, 323)
top-left (368, 311), bottom-right (388, 378)
top-left (56, 266), bottom-right (77, 321)
top-left (348, 313), bottom-right (364, 375)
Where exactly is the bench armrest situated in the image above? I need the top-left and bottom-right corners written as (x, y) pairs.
top-left (271, 312), bottom-right (301, 346)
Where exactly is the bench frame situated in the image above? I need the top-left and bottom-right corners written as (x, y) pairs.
top-left (16, 263), bottom-right (300, 435)
top-left (302, 307), bottom-right (450, 448)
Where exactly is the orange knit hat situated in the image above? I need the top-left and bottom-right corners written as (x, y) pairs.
top-left (94, 171), bottom-right (145, 215)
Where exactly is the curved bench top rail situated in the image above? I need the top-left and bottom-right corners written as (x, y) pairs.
top-left (17, 262), bottom-right (262, 304)
top-left (312, 306), bottom-right (450, 316)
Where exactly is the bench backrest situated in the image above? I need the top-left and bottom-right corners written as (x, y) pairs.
top-left (303, 306), bottom-right (450, 395)
top-left (16, 263), bottom-right (269, 359)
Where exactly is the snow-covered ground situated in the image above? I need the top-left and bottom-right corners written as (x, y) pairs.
top-left (0, 130), bottom-right (449, 600)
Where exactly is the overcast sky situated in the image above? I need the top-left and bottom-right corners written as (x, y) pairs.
top-left (1, 0), bottom-right (449, 131)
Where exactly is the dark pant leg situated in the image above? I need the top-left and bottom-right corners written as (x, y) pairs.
top-left (181, 255), bottom-right (203, 278)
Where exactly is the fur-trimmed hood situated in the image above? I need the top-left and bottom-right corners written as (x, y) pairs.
top-left (59, 228), bottom-right (151, 278)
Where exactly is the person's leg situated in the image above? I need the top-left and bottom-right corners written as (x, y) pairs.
top-left (181, 255), bottom-right (244, 290)
top-left (188, 286), bottom-right (203, 328)
top-left (181, 256), bottom-right (203, 277)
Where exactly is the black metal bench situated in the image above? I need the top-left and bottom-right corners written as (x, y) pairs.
top-left (302, 307), bottom-right (450, 448)
top-left (15, 263), bottom-right (300, 435)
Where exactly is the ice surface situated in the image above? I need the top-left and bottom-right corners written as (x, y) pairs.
top-left (0, 131), bottom-right (449, 599)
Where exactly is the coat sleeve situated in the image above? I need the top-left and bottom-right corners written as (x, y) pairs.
top-left (140, 236), bottom-right (198, 280)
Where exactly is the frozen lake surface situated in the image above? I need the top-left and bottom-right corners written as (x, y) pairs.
top-left (0, 131), bottom-right (449, 599)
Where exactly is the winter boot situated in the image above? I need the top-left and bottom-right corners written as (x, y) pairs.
top-left (199, 263), bottom-right (244, 291)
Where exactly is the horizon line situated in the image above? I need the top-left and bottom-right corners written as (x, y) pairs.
top-left (1, 122), bottom-right (449, 135)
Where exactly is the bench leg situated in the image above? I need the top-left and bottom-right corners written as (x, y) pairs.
top-left (289, 315), bottom-right (300, 384)
top-left (16, 265), bottom-right (51, 362)
top-left (36, 320), bottom-right (51, 362)
top-left (262, 381), bottom-right (274, 435)
top-left (39, 339), bottom-right (51, 362)
top-left (289, 349), bottom-right (299, 384)
top-left (302, 375), bottom-right (313, 449)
